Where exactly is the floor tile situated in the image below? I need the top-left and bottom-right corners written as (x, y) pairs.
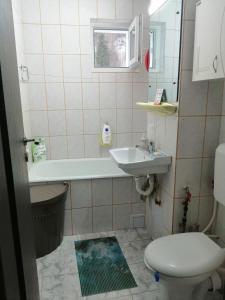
top-left (37, 229), bottom-right (152, 299)
top-left (37, 229), bottom-right (223, 300)
top-left (129, 262), bottom-right (159, 296)
top-left (40, 273), bottom-right (84, 300)
top-left (121, 240), bottom-right (150, 264)
top-left (132, 290), bottom-right (162, 300)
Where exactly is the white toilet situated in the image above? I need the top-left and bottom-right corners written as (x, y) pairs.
top-left (144, 144), bottom-right (225, 300)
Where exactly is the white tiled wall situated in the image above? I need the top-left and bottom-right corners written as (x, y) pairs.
top-left (146, 112), bottom-right (178, 238)
top-left (215, 84), bottom-right (225, 244)
top-left (20, 0), bottom-right (149, 159)
top-left (60, 177), bottom-right (145, 235)
top-left (173, 0), bottom-right (224, 235)
top-left (146, 0), bottom-right (225, 239)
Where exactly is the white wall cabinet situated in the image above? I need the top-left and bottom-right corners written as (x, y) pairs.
top-left (193, 0), bottom-right (225, 81)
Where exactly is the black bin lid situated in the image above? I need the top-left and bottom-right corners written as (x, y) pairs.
top-left (30, 183), bottom-right (68, 204)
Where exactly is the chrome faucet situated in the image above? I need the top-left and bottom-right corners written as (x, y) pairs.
top-left (136, 138), bottom-right (155, 153)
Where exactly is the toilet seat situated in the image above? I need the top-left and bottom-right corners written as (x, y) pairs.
top-left (144, 232), bottom-right (225, 278)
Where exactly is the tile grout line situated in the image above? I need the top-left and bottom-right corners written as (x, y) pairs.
top-left (77, 0), bottom-right (87, 159)
top-left (59, 0), bottom-right (69, 159)
top-left (197, 81), bottom-right (211, 223)
top-left (172, 7), bottom-right (186, 233)
top-left (38, 0), bottom-right (52, 160)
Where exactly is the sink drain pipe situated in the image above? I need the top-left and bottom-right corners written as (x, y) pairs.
top-left (134, 175), bottom-right (155, 197)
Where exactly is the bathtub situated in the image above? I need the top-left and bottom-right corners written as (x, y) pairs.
top-left (29, 158), bottom-right (129, 183)
top-left (28, 158), bottom-right (144, 236)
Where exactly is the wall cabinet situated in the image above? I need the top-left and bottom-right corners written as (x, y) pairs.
top-left (193, 0), bottom-right (225, 81)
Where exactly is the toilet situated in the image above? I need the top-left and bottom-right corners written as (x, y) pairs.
top-left (144, 144), bottom-right (225, 300)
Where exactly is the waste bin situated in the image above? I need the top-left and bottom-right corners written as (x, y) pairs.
top-left (30, 183), bottom-right (68, 258)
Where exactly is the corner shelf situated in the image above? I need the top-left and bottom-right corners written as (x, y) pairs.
top-left (136, 102), bottom-right (178, 116)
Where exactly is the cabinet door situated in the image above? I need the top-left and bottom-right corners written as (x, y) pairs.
top-left (193, 0), bottom-right (225, 81)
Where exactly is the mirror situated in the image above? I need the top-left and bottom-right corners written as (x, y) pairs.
top-left (149, 0), bottom-right (183, 102)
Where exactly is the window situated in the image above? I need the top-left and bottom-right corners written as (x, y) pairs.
top-left (91, 17), bottom-right (143, 72)
top-left (94, 29), bottom-right (128, 68)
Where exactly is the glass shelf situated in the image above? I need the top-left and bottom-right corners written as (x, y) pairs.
top-left (136, 102), bottom-right (177, 115)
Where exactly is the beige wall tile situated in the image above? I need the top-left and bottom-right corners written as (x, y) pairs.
top-left (173, 197), bottom-right (199, 233)
top-left (179, 71), bottom-right (208, 116)
top-left (71, 180), bottom-right (92, 208)
top-left (181, 20), bottom-right (195, 70)
top-left (200, 158), bottom-right (214, 197)
top-left (207, 80), bottom-right (224, 115)
top-left (113, 178), bottom-right (133, 205)
top-left (93, 206), bottom-right (113, 232)
top-left (203, 117), bottom-right (220, 157)
top-left (64, 210), bottom-right (72, 235)
top-left (113, 204), bottom-right (132, 230)
top-left (175, 158), bottom-right (202, 198)
top-left (72, 207), bottom-right (92, 234)
top-left (92, 178), bottom-right (113, 206)
top-left (177, 117), bottom-right (205, 158)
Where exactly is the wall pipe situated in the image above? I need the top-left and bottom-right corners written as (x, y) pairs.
top-left (202, 198), bottom-right (218, 234)
top-left (135, 175), bottom-right (154, 196)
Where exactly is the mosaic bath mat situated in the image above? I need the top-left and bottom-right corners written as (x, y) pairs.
top-left (75, 236), bottom-right (137, 296)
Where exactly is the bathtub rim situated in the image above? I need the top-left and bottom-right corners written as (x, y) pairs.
top-left (28, 157), bottom-right (131, 183)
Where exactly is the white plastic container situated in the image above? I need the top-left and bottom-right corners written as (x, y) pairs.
top-left (101, 123), bottom-right (112, 146)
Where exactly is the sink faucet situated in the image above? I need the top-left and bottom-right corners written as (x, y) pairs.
top-left (149, 141), bottom-right (155, 153)
top-left (136, 138), bottom-right (155, 153)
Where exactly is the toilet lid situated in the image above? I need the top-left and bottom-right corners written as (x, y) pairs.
top-left (144, 232), bottom-right (225, 277)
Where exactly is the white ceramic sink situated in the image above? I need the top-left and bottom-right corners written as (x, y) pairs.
top-left (110, 147), bottom-right (171, 176)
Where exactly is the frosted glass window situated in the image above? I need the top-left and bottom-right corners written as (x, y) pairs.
top-left (93, 29), bottom-right (128, 68)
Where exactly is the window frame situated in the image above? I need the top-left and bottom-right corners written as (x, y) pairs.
top-left (128, 16), bottom-right (140, 69)
top-left (90, 18), bottom-right (142, 73)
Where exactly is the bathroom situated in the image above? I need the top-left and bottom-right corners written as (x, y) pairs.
top-left (1, 0), bottom-right (225, 299)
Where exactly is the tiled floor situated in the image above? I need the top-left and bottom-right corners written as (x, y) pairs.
top-left (37, 229), bottom-right (223, 300)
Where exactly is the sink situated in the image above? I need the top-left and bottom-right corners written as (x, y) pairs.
top-left (110, 147), bottom-right (171, 176)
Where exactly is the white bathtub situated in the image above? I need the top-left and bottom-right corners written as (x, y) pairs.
top-left (29, 158), bottom-right (129, 183)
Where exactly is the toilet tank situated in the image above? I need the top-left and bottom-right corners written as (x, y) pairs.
top-left (214, 144), bottom-right (225, 206)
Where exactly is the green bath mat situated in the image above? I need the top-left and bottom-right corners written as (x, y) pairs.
top-left (75, 236), bottom-right (137, 296)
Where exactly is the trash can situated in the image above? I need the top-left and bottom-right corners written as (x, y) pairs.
top-left (30, 183), bottom-right (68, 258)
